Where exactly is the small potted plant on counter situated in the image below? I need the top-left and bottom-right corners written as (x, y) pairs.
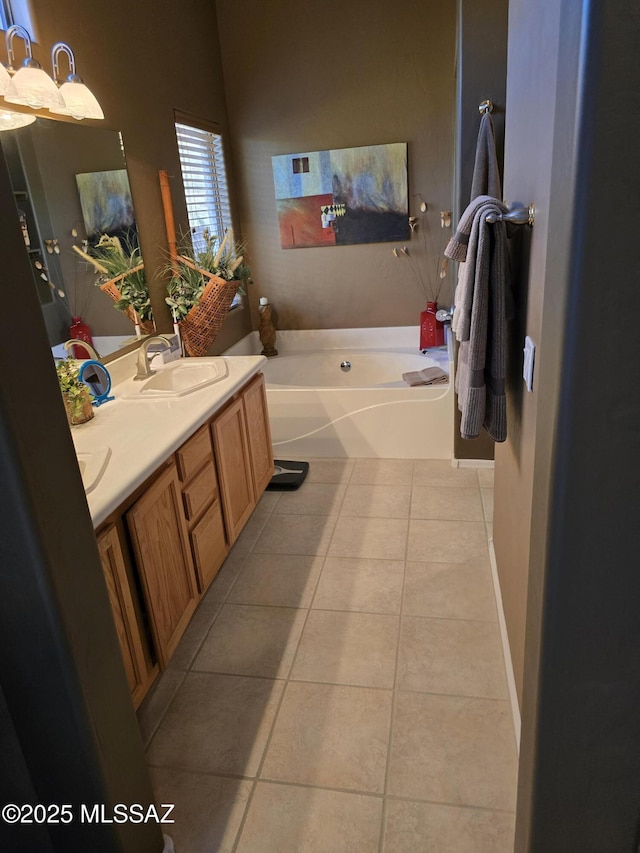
top-left (56, 359), bottom-right (94, 426)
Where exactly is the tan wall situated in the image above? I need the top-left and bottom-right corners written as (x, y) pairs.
top-left (24, 0), bottom-right (252, 349)
top-left (216, 0), bottom-right (457, 331)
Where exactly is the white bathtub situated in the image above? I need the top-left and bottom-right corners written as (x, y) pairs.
top-left (225, 326), bottom-right (454, 459)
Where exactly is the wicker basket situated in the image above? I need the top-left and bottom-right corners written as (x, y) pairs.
top-left (179, 273), bottom-right (239, 357)
top-left (64, 391), bottom-right (94, 426)
top-left (99, 263), bottom-right (155, 336)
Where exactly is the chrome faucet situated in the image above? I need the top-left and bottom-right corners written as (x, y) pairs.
top-left (63, 339), bottom-right (101, 361)
top-left (134, 335), bottom-right (173, 380)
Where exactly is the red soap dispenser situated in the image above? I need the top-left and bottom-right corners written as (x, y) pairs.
top-left (69, 316), bottom-right (94, 359)
top-left (420, 302), bottom-right (445, 350)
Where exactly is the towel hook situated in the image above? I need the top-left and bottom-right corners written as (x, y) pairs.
top-left (478, 99), bottom-right (494, 115)
top-left (486, 204), bottom-right (536, 226)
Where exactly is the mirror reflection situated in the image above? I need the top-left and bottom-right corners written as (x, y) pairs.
top-left (1, 119), bottom-right (152, 360)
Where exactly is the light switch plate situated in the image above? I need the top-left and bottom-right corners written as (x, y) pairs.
top-left (523, 335), bottom-right (535, 392)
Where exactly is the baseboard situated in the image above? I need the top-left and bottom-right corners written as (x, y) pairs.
top-left (451, 458), bottom-right (495, 468)
top-left (488, 536), bottom-right (521, 751)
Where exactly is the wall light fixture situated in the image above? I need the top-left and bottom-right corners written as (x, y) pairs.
top-left (0, 25), bottom-right (103, 124)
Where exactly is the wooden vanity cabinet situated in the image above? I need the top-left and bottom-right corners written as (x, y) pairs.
top-left (96, 522), bottom-right (157, 709)
top-left (211, 373), bottom-right (274, 545)
top-left (96, 370), bottom-right (273, 704)
top-left (243, 373), bottom-right (275, 496)
top-left (177, 424), bottom-right (229, 593)
top-left (126, 462), bottom-right (199, 668)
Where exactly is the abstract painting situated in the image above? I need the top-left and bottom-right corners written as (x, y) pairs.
top-left (75, 169), bottom-right (137, 244)
top-left (272, 142), bottom-right (408, 248)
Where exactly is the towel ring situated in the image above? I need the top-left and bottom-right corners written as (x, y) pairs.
top-left (486, 204), bottom-right (536, 226)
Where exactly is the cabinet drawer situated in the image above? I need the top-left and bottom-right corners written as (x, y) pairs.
top-left (191, 500), bottom-right (228, 592)
top-left (176, 424), bottom-right (212, 483)
top-left (182, 459), bottom-right (217, 521)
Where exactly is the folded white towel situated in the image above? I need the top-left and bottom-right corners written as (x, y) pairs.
top-left (402, 367), bottom-right (449, 387)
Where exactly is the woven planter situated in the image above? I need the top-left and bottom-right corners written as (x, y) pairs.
top-left (179, 275), bottom-right (239, 357)
top-left (64, 390), bottom-right (94, 427)
top-left (99, 264), bottom-right (155, 336)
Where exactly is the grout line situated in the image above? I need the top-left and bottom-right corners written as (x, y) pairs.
top-left (140, 669), bottom-right (187, 752)
top-left (378, 461), bottom-right (413, 853)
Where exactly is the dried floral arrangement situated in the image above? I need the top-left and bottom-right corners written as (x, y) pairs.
top-left (392, 203), bottom-right (450, 304)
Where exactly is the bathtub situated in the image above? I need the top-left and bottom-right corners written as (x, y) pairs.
top-left (225, 326), bottom-right (454, 459)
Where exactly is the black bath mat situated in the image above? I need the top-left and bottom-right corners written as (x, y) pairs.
top-left (266, 460), bottom-right (309, 491)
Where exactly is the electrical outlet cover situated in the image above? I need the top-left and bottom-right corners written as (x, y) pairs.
top-left (523, 336), bottom-right (535, 392)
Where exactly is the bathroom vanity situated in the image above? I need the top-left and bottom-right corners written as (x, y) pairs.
top-left (74, 353), bottom-right (273, 707)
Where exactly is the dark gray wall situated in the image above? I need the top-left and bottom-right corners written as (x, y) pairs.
top-left (504, 0), bottom-right (640, 848)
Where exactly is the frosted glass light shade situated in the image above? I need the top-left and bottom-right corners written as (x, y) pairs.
top-left (4, 65), bottom-right (65, 109)
top-left (0, 63), bottom-right (14, 95)
top-left (50, 79), bottom-right (104, 120)
top-left (0, 109), bottom-right (36, 130)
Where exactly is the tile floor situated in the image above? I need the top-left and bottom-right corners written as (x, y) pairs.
top-left (139, 458), bottom-right (517, 852)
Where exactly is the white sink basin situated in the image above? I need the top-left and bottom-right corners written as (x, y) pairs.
top-left (120, 359), bottom-right (229, 399)
top-left (77, 446), bottom-right (111, 493)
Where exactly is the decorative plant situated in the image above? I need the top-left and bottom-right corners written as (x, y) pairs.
top-left (165, 228), bottom-right (251, 321)
top-left (75, 233), bottom-right (152, 322)
top-left (393, 203), bottom-right (449, 304)
top-left (56, 358), bottom-right (92, 424)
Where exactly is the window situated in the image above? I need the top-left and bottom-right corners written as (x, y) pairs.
top-left (174, 118), bottom-right (232, 257)
top-left (0, 0), bottom-right (13, 28)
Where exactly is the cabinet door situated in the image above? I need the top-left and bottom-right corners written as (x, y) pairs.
top-left (212, 397), bottom-right (255, 544)
top-left (126, 463), bottom-right (199, 668)
top-left (191, 499), bottom-right (228, 592)
top-left (97, 523), bottom-right (155, 708)
top-left (243, 373), bottom-right (274, 498)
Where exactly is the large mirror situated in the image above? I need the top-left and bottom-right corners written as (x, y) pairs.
top-left (1, 119), bottom-right (149, 360)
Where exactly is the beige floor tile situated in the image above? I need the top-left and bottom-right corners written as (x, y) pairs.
top-left (253, 514), bottom-right (337, 556)
top-left (147, 672), bottom-right (284, 777)
top-left (229, 553), bottom-right (324, 608)
top-left (291, 610), bottom-right (399, 688)
top-left (477, 467), bottom-right (496, 488)
top-left (232, 509), bottom-right (272, 556)
top-left (209, 550), bottom-right (248, 600)
top-left (411, 485), bottom-right (484, 521)
top-left (150, 767), bottom-right (252, 853)
top-left (305, 457), bottom-right (355, 484)
top-left (481, 488), bottom-right (495, 522)
top-left (383, 799), bottom-right (515, 853)
top-left (275, 483), bottom-right (346, 515)
top-left (257, 491), bottom-right (282, 513)
top-left (397, 617), bottom-right (508, 699)
top-left (137, 670), bottom-right (185, 748)
top-left (262, 681), bottom-right (392, 793)
top-left (313, 556), bottom-right (404, 614)
top-left (407, 519), bottom-right (488, 563)
top-left (329, 516), bottom-right (408, 560)
top-left (403, 561), bottom-right (496, 621)
top-left (237, 782), bottom-right (382, 853)
top-left (351, 458), bottom-right (413, 485)
top-left (193, 605), bottom-right (306, 678)
top-left (413, 460), bottom-right (479, 488)
top-left (388, 692), bottom-right (518, 809)
top-left (167, 593), bottom-right (223, 671)
top-left (342, 484), bottom-right (411, 518)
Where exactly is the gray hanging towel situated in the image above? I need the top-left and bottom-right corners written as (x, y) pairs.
top-left (470, 112), bottom-right (502, 201)
top-left (453, 199), bottom-right (509, 442)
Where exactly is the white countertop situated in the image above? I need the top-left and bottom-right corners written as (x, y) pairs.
top-left (71, 353), bottom-right (267, 528)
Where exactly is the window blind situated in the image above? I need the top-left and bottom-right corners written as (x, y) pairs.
top-left (175, 122), bottom-right (232, 256)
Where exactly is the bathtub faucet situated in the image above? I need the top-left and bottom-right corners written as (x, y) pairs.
top-left (435, 308), bottom-right (453, 324)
